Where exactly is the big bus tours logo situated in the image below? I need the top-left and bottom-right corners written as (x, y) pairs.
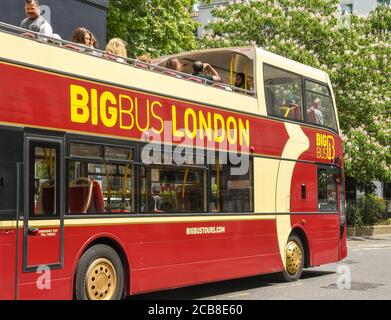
top-left (316, 133), bottom-right (335, 160)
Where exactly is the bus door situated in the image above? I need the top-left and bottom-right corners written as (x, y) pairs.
top-left (22, 135), bottom-right (64, 276)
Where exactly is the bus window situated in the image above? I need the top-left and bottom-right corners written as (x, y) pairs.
top-left (305, 80), bottom-right (337, 131)
top-left (264, 64), bottom-right (303, 121)
top-left (317, 166), bottom-right (338, 211)
top-left (32, 147), bottom-right (59, 218)
top-left (210, 155), bottom-right (253, 213)
top-left (140, 166), bottom-right (205, 213)
top-left (68, 143), bottom-right (134, 215)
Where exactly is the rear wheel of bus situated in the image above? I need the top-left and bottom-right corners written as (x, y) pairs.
top-left (74, 244), bottom-right (124, 300)
top-left (281, 235), bottom-right (304, 282)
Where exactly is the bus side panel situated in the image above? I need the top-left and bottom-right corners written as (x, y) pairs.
top-left (130, 253), bottom-right (283, 294)
top-left (15, 226), bottom-right (71, 300)
top-left (290, 136), bottom-right (341, 267)
top-left (290, 162), bottom-right (317, 213)
top-left (0, 128), bottom-right (23, 300)
top-left (0, 222), bottom-right (17, 299)
top-left (126, 220), bottom-right (282, 294)
top-left (291, 214), bottom-right (339, 266)
top-left (59, 219), bottom-right (281, 296)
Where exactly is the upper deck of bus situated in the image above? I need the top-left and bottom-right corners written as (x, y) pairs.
top-left (0, 21), bottom-right (340, 135)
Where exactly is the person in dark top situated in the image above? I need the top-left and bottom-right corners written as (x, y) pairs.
top-left (192, 61), bottom-right (221, 82)
top-left (235, 72), bottom-right (246, 89)
top-left (20, 0), bottom-right (53, 36)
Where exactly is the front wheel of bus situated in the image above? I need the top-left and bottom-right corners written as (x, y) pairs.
top-left (74, 244), bottom-right (124, 300)
top-left (281, 235), bottom-right (304, 282)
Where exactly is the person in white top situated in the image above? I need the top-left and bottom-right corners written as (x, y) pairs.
top-left (20, 0), bottom-right (53, 36)
top-left (309, 97), bottom-right (324, 125)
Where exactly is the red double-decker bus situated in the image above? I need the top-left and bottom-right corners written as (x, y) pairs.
top-left (0, 22), bottom-right (346, 300)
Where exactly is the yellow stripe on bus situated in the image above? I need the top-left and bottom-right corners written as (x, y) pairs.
top-left (0, 214), bottom-right (276, 229)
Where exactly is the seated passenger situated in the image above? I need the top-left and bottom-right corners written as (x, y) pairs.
top-left (71, 27), bottom-right (100, 55)
top-left (72, 27), bottom-right (92, 47)
top-left (234, 72), bottom-right (246, 89)
top-left (280, 98), bottom-right (302, 120)
top-left (192, 61), bottom-right (221, 82)
top-left (307, 98), bottom-right (324, 125)
top-left (166, 58), bottom-right (183, 72)
top-left (137, 54), bottom-right (152, 64)
top-left (164, 58), bottom-right (184, 78)
top-left (105, 38), bottom-right (127, 63)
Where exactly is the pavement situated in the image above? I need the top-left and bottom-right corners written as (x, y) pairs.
top-left (130, 234), bottom-right (391, 300)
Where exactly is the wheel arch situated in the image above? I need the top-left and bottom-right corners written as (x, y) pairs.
top-left (290, 226), bottom-right (311, 268)
top-left (71, 234), bottom-right (130, 299)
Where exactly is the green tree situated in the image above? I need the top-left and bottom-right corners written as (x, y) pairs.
top-left (200, 0), bottom-right (390, 185)
top-left (107, 0), bottom-right (200, 58)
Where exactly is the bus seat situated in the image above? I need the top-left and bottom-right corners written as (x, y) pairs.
top-left (63, 44), bottom-right (82, 52)
top-left (21, 32), bottom-right (36, 39)
top-left (87, 180), bottom-right (105, 214)
top-left (35, 180), bottom-right (55, 215)
top-left (135, 62), bottom-right (149, 70)
top-left (104, 53), bottom-right (117, 61)
top-left (292, 105), bottom-right (302, 119)
top-left (279, 106), bottom-right (290, 118)
top-left (211, 83), bottom-right (232, 91)
top-left (163, 70), bottom-right (178, 77)
top-left (68, 178), bottom-right (93, 214)
top-left (307, 108), bottom-right (316, 123)
top-left (187, 77), bottom-right (203, 83)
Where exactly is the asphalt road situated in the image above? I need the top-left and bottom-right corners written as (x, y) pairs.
top-left (130, 234), bottom-right (391, 300)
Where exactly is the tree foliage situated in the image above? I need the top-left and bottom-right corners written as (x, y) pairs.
top-left (107, 0), bottom-right (200, 58)
top-left (200, 0), bottom-right (390, 185)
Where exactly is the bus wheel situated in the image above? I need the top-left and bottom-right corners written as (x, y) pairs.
top-left (281, 235), bottom-right (304, 282)
top-left (75, 244), bottom-right (124, 300)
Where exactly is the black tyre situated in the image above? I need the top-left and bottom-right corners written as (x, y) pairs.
top-left (281, 235), bottom-right (305, 282)
top-left (74, 244), bottom-right (124, 300)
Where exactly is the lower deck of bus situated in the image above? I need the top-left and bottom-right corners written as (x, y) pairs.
top-left (0, 126), bottom-right (346, 299)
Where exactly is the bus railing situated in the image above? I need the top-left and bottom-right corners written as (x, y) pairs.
top-left (0, 21), bottom-right (256, 97)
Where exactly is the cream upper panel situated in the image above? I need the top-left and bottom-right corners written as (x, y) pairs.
top-left (258, 48), bottom-right (328, 83)
top-left (0, 32), bottom-right (258, 115)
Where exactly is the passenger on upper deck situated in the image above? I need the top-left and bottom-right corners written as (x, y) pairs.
top-left (192, 61), bottom-right (221, 82)
top-left (105, 38), bottom-right (127, 63)
top-left (234, 72), bottom-right (246, 89)
top-left (137, 54), bottom-right (152, 64)
top-left (72, 27), bottom-right (92, 47)
top-left (71, 27), bottom-right (100, 56)
top-left (20, 0), bottom-right (53, 36)
top-left (166, 58), bottom-right (183, 72)
top-left (279, 97), bottom-right (302, 120)
top-left (307, 97), bottom-right (324, 125)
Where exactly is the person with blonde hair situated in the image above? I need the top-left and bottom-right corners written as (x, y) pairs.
top-left (105, 38), bottom-right (127, 62)
top-left (165, 58), bottom-right (182, 72)
top-left (137, 54), bottom-right (152, 64)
